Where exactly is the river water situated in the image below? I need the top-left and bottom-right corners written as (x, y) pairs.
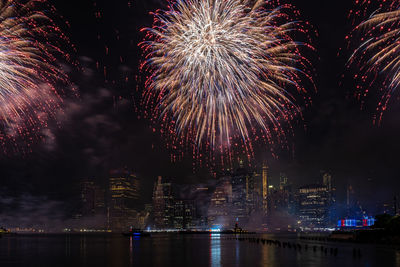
top-left (1, 233), bottom-right (399, 266)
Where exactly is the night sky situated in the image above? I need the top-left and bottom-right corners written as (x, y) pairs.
top-left (1, 0), bottom-right (400, 216)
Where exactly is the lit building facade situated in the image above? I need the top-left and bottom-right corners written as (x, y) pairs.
top-left (152, 176), bottom-right (174, 229)
top-left (207, 177), bottom-right (232, 228)
top-left (265, 176), bottom-right (297, 231)
top-left (173, 200), bottom-right (195, 229)
top-left (231, 170), bottom-right (248, 225)
top-left (262, 164), bottom-right (269, 215)
top-left (109, 169), bottom-right (140, 231)
top-left (322, 172), bottom-right (337, 224)
top-left (298, 184), bottom-right (329, 228)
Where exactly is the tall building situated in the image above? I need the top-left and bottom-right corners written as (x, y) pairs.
top-left (269, 192), bottom-right (296, 231)
top-left (184, 200), bottom-right (196, 228)
top-left (298, 184), bottom-right (329, 228)
top-left (109, 169), bottom-right (141, 231)
top-left (245, 171), bottom-right (256, 216)
top-left (279, 173), bottom-right (288, 190)
top-left (322, 172), bottom-right (336, 224)
top-left (94, 185), bottom-right (106, 214)
top-left (173, 200), bottom-right (195, 229)
top-left (262, 163), bottom-right (269, 215)
top-left (270, 186), bottom-right (290, 212)
top-left (192, 186), bottom-right (211, 228)
top-left (79, 180), bottom-right (106, 228)
top-left (252, 171), bottom-right (263, 213)
top-left (231, 169), bottom-right (249, 225)
top-left (265, 176), bottom-right (297, 231)
top-left (137, 210), bottom-right (150, 229)
top-left (208, 177), bottom-right (232, 228)
top-left (152, 176), bottom-right (174, 229)
top-left (153, 176), bottom-right (164, 228)
top-left (322, 173), bottom-right (332, 192)
top-left (173, 200), bottom-right (185, 229)
top-left (81, 180), bottom-right (96, 216)
top-left (346, 184), bottom-right (363, 218)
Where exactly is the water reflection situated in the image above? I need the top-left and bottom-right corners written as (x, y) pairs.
top-left (235, 236), bottom-right (240, 263)
top-left (65, 235), bottom-right (71, 257)
top-left (129, 235), bottom-right (142, 266)
top-left (1, 234), bottom-right (400, 267)
top-left (80, 235), bottom-right (87, 266)
top-left (260, 238), bottom-right (275, 266)
top-left (210, 233), bottom-right (221, 267)
top-left (129, 236), bottom-right (133, 266)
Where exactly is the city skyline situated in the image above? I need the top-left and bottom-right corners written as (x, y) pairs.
top-left (2, 163), bottom-right (396, 233)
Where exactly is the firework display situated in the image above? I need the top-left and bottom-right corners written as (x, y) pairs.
top-left (349, 1), bottom-right (400, 120)
top-left (140, 0), bottom-right (313, 155)
top-left (0, 0), bottom-right (71, 147)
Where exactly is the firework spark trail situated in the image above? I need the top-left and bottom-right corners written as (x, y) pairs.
top-left (140, 0), bottom-right (313, 158)
top-left (349, 1), bottom-right (400, 122)
top-left (0, 0), bottom-right (71, 148)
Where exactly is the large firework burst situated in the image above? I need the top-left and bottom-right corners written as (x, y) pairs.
top-left (0, 0), bottom-right (71, 148)
top-left (349, 1), bottom-right (400, 121)
top-left (141, 0), bottom-right (312, 158)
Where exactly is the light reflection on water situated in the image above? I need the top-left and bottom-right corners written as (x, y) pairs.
top-left (80, 235), bottom-right (86, 266)
top-left (261, 242), bottom-right (274, 266)
top-left (0, 234), bottom-right (399, 267)
top-left (235, 236), bottom-right (240, 263)
top-left (129, 236), bottom-right (133, 266)
top-left (210, 233), bottom-right (221, 267)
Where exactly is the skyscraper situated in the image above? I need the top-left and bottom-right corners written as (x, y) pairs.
top-left (262, 163), bottom-right (269, 215)
top-left (208, 176), bottom-right (232, 228)
top-left (173, 199), bottom-right (195, 229)
top-left (79, 180), bottom-right (106, 228)
top-left (245, 171), bottom-right (256, 215)
top-left (346, 184), bottom-right (362, 217)
top-left (322, 172), bottom-right (334, 196)
top-left (153, 176), bottom-right (165, 228)
top-left (173, 200), bottom-right (185, 229)
top-left (322, 172), bottom-right (336, 224)
top-left (267, 182), bottom-right (296, 231)
top-left (109, 169), bottom-right (141, 231)
top-left (298, 184), bottom-right (329, 228)
top-left (231, 170), bottom-right (248, 225)
top-left (252, 171), bottom-right (263, 212)
top-left (152, 176), bottom-right (174, 229)
top-left (81, 180), bottom-right (96, 216)
top-left (279, 173), bottom-right (288, 190)
top-left (192, 186), bottom-right (211, 228)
